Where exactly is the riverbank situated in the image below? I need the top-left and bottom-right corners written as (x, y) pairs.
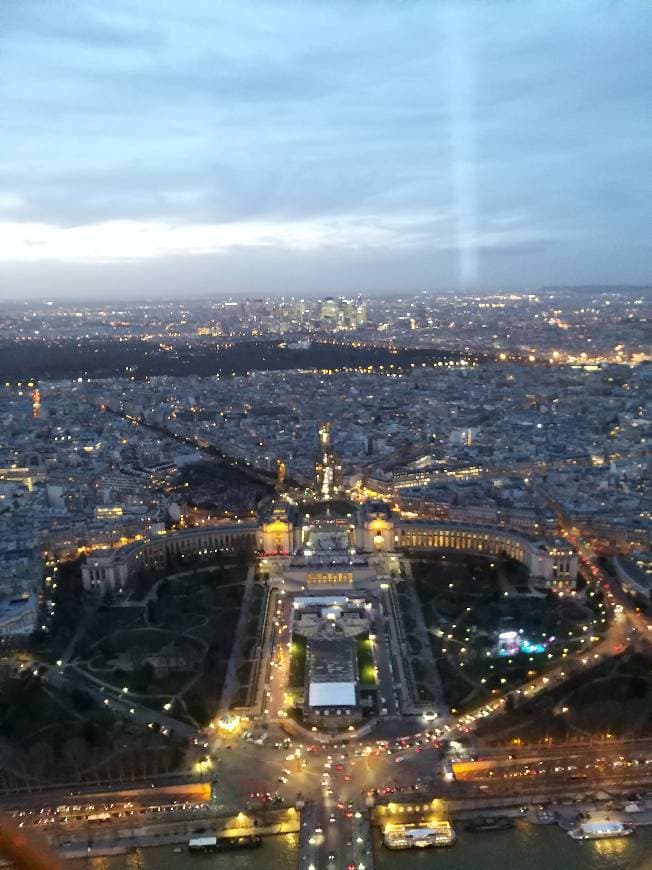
top-left (66, 832), bottom-right (299, 868)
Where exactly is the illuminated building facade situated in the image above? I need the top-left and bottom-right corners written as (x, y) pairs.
top-left (82, 522), bottom-right (257, 594)
top-left (396, 521), bottom-right (577, 585)
top-left (83, 497), bottom-right (577, 595)
top-left (259, 504), bottom-right (295, 554)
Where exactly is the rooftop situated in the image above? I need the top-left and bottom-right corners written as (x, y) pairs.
top-left (308, 681), bottom-right (356, 707)
top-left (307, 636), bottom-right (357, 687)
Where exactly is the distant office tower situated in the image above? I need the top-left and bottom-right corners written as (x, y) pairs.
top-left (319, 297), bottom-right (338, 325)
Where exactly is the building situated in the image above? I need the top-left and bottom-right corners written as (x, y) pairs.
top-left (303, 637), bottom-right (362, 730)
top-left (291, 594), bottom-right (369, 731)
top-left (396, 521), bottom-right (577, 586)
top-left (82, 522), bottom-right (257, 594)
top-left (259, 503), bottom-right (296, 555)
top-left (614, 552), bottom-right (652, 605)
top-left (82, 499), bottom-right (578, 593)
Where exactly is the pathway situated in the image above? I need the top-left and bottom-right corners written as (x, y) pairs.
top-left (218, 565), bottom-right (256, 714)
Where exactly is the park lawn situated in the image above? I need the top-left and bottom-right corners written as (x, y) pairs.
top-left (407, 553), bottom-right (605, 714)
top-left (357, 633), bottom-right (376, 687)
top-left (289, 634), bottom-right (307, 688)
top-left (475, 652), bottom-right (652, 743)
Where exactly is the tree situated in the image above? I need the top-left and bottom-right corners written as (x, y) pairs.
top-left (63, 736), bottom-right (89, 776)
top-left (71, 687), bottom-right (94, 714)
top-left (28, 741), bottom-right (53, 778)
top-left (132, 661), bottom-right (156, 693)
top-left (630, 676), bottom-right (648, 699)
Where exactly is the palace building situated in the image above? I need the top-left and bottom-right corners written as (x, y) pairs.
top-left (82, 497), bottom-right (577, 594)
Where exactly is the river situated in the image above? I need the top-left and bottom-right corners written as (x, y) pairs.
top-left (71, 824), bottom-right (652, 869)
top-left (76, 833), bottom-right (299, 869)
top-left (373, 823), bottom-right (652, 870)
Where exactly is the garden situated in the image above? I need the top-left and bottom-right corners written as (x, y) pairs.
top-left (72, 562), bottom-right (248, 725)
top-left (408, 552), bottom-right (607, 711)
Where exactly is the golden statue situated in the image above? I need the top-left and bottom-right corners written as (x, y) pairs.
top-left (277, 458), bottom-right (286, 488)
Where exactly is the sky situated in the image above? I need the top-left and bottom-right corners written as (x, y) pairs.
top-left (0, 0), bottom-right (650, 299)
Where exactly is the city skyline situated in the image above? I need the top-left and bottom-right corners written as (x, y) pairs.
top-left (1, 1), bottom-right (651, 298)
top-left (0, 3), bottom-right (651, 866)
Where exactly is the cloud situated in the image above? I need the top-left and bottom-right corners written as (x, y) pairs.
top-left (0, 0), bottom-right (650, 294)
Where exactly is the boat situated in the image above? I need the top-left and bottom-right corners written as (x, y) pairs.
top-left (188, 834), bottom-right (262, 853)
top-left (568, 821), bottom-right (634, 841)
top-left (383, 822), bottom-right (456, 849)
top-left (532, 806), bottom-right (555, 825)
top-left (465, 816), bottom-right (514, 832)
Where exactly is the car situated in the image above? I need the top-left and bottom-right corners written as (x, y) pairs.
top-left (335, 763), bottom-right (344, 771)
top-left (329, 815), bottom-right (336, 824)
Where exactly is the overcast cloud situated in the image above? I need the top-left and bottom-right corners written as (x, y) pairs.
top-left (0, 0), bottom-right (650, 298)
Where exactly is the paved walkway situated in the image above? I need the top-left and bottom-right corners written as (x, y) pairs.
top-left (218, 565), bottom-right (256, 714)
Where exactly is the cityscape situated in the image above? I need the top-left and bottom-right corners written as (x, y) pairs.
top-left (0, 288), bottom-right (649, 869)
top-left (1, 2), bottom-right (651, 870)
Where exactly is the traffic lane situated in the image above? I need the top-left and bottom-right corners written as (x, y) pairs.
top-left (299, 804), bottom-right (322, 870)
top-left (453, 753), bottom-right (652, 783)
top-left (0, 782), bottom-right (212, 816)
top-left (216, 744), bottom-right (297, 805)
top-left (440, 769), bottom-right (652, 799)
top-left (373, 625), bottom-right (399, 717)
top-left (468, 739), bottom-right (652, 763)
top-left (321, 810), bottom-right (354, 870)
top-left (367, 600), bottom-right (398, 716)
top-left (217, 739), bottom-right (333, 807)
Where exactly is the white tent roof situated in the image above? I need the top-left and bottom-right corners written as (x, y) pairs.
top-left (294, 596), bottom-right (349, 608)
top-left (308, 681), bottom-right (356, 707)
